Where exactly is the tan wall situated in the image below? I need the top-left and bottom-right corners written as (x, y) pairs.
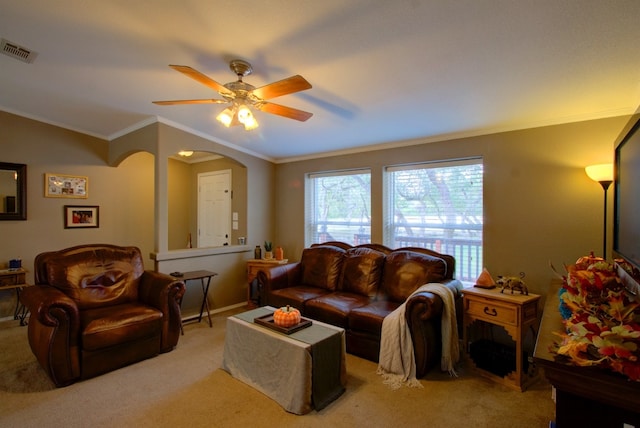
top-left (168, 158), bottom-right (191, 250)
top-left (0, 111), bottom-right (275, 319)
top-left (273, 116), bottom-right (631, 300)
top-left (1, 108), bottom-right (630, 318)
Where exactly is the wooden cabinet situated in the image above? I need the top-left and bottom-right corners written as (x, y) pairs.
top-left (463, 286), bottom-right (540, 391)
top-left (246, 259), bottom-right (289, 308)
top-left (534, 280), bottom-right (640, 428)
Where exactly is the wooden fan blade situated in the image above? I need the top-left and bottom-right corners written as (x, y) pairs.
top-left (251, 75), bottom-right (312, 100)
top-left (257, 102), bottom-right (313, 122)
top-left (168, 65), bottom-right (234, 97)
top-left (152, 99), bottom-right (228, 105)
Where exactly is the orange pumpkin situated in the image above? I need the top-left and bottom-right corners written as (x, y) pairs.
top-left (273, 305), bottom-right (301, 327)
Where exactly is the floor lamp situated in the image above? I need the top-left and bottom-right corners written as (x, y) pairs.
top-left (585, 163), bottom-right (613, 259)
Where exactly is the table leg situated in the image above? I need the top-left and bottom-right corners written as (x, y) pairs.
top-left (176, 291), bottom-right (185, 335)
top-left (198, 276), bottom-right (213, 327)
top-left (14, 288), bottom-right (29, 326)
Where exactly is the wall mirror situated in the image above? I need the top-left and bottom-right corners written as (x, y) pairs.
top-left (167, 151), bottom-right (247, 250)
top-left (0, 162), bottom-right (27, 221)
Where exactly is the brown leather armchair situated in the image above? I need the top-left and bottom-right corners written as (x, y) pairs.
top-left (20, 244), bottom-right (186, 387)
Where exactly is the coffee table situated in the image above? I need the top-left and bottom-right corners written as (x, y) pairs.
top-left (222, 306), bottom-right (346, 414)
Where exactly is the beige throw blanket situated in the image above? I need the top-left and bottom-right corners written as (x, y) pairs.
top-left (377, 282), bottom-right (461, 389)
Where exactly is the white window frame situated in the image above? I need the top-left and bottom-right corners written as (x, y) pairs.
top-left (383, 158), bottom-right (483, 284)
top-left (305, 169), bottom-right (371, 247)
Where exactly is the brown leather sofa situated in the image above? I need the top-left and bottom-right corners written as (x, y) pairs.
top-left (20, 244), bottom-right (186, 387)
top-left (258, 242), bottom-right (462, 377)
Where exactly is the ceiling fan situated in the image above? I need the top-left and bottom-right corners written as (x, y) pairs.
top-left (153, 60), bottom-right (313, 130)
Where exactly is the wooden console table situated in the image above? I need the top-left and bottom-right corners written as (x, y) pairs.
top-left (463, 286), bottom-right (540, 391)
top-left (0, 268), bottom-right (29, 325)
top-left (534, 280), bottom-right (640, 428)
top-left (246, 259), bottom-right (288, 308)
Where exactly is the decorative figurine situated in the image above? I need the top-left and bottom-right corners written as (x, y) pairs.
top-left (498, 274), bottom-right (528, 295)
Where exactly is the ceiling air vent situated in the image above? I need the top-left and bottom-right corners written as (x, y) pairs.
top-left (1, 38), bottom-right (38, 63)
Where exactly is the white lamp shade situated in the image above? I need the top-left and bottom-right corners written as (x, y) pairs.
top-left (585, 163), bottom-right (613, 182)
top-left (216, 107), bottom-right (234, 127)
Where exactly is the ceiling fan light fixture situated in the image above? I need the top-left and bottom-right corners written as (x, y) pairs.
top-left (237, 105), bottom-right (252, 121)
top-left (237, 104), bottom-right (259, 130)
top-left (216, 107), bottom-right (234, 127)
top-left (156, 61), bottom-right (311, 129)
top-left (242, 116), bottom-right (259, 131)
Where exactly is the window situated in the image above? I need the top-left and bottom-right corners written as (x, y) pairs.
top-left (306, 170), bottom-right (371, 247)
top-left (384, 159), bottom-right (483, 283)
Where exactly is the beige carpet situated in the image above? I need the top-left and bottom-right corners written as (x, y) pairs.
top-left (0, 309), bottom-right (555, 427)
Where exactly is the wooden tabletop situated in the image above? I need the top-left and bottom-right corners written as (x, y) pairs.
top-left (173, 270), bottom-right (217, 281)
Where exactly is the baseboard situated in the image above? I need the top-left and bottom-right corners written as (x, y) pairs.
top-left (181, 302), bottom-right (246, 322)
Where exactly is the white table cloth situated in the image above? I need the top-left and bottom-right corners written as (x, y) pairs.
top-left (222, 306), bottom-right (346, 414)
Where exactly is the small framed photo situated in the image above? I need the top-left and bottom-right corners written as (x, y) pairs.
top-left (64, 205), bottom-right (99, 228)
top-left (45, 173), bottom-right (88, 198)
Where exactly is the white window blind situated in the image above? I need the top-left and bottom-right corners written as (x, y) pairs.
top-left (305, 169), bottom-right (371, 247)
top-left (384, 158), bottom-right (483, 283)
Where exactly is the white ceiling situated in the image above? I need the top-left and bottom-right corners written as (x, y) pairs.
top-left (2, 0), bottom-right (640, 162)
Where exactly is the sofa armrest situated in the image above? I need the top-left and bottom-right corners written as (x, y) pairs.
top-left (405, 280), bottom-right (463, 377)
top-left (405, 291), bottom-right (444, 322)
top-left (405, 291), bottom-right (444, 378)
top-left (405, 279), bottom-right (463, 321)
top-left (20, 285), bottom-right (81, 387)
top-left (138, 270), bottom-right (186, 352)
top-left (257, 262), bottom-right (302, 293)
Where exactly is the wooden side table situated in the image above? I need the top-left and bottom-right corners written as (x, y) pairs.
top-left (0, 268), bottom-right (29, 325)
top-left (246, 259), bottom-right (289, 308)
top-left (462, 286), bottom-right (540, 391)
top-left (172, 270), bottom-right (217, 334)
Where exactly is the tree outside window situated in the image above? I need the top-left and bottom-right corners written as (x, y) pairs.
top-left (306, 170), bottom-right (371, 246)
top-left (304, 160), bottom-right (482, 283)
top-left (385, 159), bottom-right (483, 283)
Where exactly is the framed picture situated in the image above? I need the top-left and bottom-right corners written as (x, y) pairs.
top-left (45, 173), bottom-right (88, 198)
top-left (64, 205), bottom-right (99, 228)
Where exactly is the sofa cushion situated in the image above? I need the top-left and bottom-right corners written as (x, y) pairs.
top-left (45, 246), bottom-right (144, 310)
top-left (268, 286), bottom-right (330, 310)
top-left (339, 247), bottom-right (385, 297)
top-left (347, 300), bottom-right (401, 336)
top-left (305, 292), bottom-right (371, 328)
top-left (81, 303), bottom-right (163, 351)
top-left (300, 246), bottom-right (346, 291)
top-left (380, 251), bottom-right (446, 303)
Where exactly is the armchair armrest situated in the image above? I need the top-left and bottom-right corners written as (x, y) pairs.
top-left (19, 285), bottom-right (81, 387)
top-left (21, 285), bottom-right (80, 328)
top-left (138, 270), bottom-right (186, 310)
top-left (138, 270), bottom-right (186, 352)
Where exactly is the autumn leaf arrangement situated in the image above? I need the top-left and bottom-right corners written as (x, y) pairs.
top-left (552, 253), bottom-right (640, 381)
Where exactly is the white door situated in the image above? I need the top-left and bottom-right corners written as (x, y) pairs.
top-left (197, 170), bottom-right (231, 247)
